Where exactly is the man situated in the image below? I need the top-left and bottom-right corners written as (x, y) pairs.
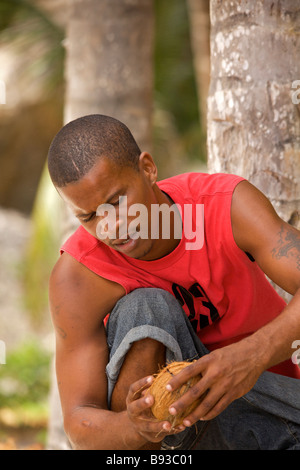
top-left (48, 114), bottom-right (300, 450)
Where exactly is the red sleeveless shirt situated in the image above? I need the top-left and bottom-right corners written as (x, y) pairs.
top-left (61, 172), bottom-right (300, 379)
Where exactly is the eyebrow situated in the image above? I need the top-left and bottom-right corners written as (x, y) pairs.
top-left (76, 187), bottom-right (126, 219)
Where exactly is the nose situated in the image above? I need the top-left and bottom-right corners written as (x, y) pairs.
top-left (116, 217), bottom-right (128, 239)
top-left (96, 211), bottom-right (128, 241)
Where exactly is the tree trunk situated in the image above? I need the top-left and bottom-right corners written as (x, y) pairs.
top-left (64, 0), bottom-right (154, 151)
top-left (47, 0), bottom-right (154, 450)
top-left (207, 0), bottom-right (300, 230)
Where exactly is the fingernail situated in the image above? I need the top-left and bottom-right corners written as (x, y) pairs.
top-left (166, 384), bottom-right (172, 391)
top-left (145, 396), bottom-right (152, 405)
top-left (183, 419), bottom-right (191, 427)
top-left (163, 423), bottom-right (170, 431)
top-left (169, 407), bottom-right (176, 415)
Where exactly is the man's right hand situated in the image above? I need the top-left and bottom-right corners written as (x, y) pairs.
top-left (126, 375), bottom-right (186, 444)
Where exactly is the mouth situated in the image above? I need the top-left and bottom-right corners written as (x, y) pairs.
top-left (112, 238), bottom-right (130, 246)
top-left (111, 232), bottom-right (140, 253)
top-left (112, 232), bottom-right (136, 245)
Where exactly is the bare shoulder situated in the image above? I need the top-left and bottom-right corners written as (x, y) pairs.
top-left (49, 252), bottom-right (126, 340)
top-left (231, 180), bottom-right (300, 294)
top-left (231, 180), bottom-right (282, 252)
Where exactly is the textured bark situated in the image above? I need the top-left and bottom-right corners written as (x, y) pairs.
top-left (207, 0), bottom-right (300, 229)
top-left (47, 0), bottom-right (154, 450)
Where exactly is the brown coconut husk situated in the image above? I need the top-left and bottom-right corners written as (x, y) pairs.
top-left (148, 360), bottom-right (204, 429)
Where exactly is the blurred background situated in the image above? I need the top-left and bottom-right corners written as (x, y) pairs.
top-left (0, 0), bottom-right (208, 449)
top-left (0, 0), bottom-right (299, 450)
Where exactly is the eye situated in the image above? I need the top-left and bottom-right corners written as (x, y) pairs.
top-left (82, 212), bottom-right (96, 223)
top-left (111, 200), bottom-right (120, 207)
top-left (112, 195), bottom-right (127, 207)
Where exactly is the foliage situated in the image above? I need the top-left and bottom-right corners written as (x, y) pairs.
top-left (0, 0), bottom-right (57, 30)
top-left (0, 0), bottom-right (65, 92)
top-left (22, 166), bottom-right (63, 324)
top-left (0, 340), bottom-right (51, 409)
top-left (154, 0), bottom-right (205, 162)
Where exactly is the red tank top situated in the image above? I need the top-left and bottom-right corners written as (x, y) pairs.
top-left (61, 172), bottom-right (300, 379)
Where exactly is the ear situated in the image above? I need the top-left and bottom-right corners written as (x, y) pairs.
top-left (138, 152), bottom-right (157, 186)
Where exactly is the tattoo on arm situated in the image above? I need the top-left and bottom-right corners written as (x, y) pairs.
top-left (271, 225), bottom-right (300, 270)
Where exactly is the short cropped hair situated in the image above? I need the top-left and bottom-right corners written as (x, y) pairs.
top-left (48, 114), bottom-right (141, 188)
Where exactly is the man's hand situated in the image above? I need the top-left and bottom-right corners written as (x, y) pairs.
top-left (126, 376), bottom-right (186, 444)
top-left (165, 338), bottom-right (266, 426)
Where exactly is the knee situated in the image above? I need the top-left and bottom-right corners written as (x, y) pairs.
top-left (107, 288), bottom-right (181, 334)
top-left (112, 288), bottom-right (180, 320)
top-left (121, 287), bottom-right (176, 307)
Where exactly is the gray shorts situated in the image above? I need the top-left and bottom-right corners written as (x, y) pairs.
top-left (105, 288), bottom-right (300, 450)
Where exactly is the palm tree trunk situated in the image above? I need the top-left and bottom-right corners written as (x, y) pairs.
top-left (207, 0), bottom-right (300, 229)
top-left (64, 0), bottom-right (154, 151)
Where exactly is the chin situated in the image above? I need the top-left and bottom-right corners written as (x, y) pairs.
top-left (123, 239), bottom-right (152, 260)
top-left (134, 241), bottom-right (157, 260)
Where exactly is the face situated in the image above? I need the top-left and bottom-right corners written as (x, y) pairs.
top-left (58, 152), bottom-right (172, 260)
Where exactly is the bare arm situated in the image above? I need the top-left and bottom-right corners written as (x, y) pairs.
top-left (49, 253), bottom-right (148, 450)
top-left (229, 180), bottom-right (300, 367)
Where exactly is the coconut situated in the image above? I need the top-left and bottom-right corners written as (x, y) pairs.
top-left (148, 360), bottom-right (204, 428)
